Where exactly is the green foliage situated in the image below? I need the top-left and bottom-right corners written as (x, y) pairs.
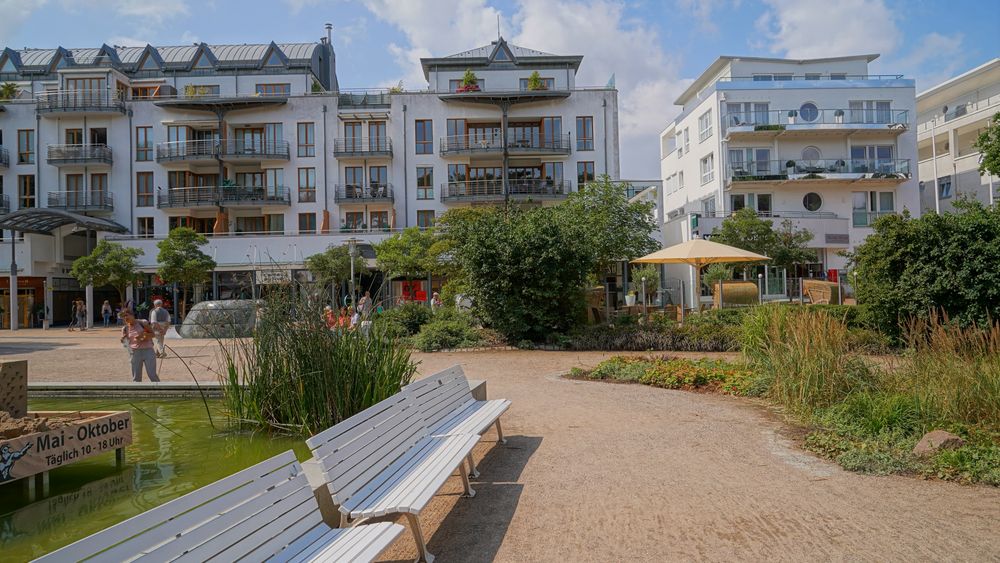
top-left (629, 264), bottom-right (660, 295)
top-left (218, 290), bottom-right (415, 435)
top-left (156, 227), bottom-right (216, 287)
top-left (305, 244), bottom-right (366, 292)
top-left (974, 112), bottom-right (1000, 177)
top-left (582, 355), bottom-right (756, 395)
top-left (461, 69), bottom-right (479, 87)
top-left (565, 322), bottom-right (740, 353)
top-left (70, 240), bottom-right (143, 304)
top-left (0, 82), bottom-right (19, 101)
top-left (847, 200), bottom-right (1000, 335)
top-left (710, 208), bottom-right (814, 272)
top-left (702, 264), bottom-right (732, 288)
top-left (526, 70), bottom-right (546, 90)
top-left (378, 302), bottom-right (432, 337)
top-left (411, 309), bottom-right (484, 352)
top-left (374, 227), bottom-right (439, 279)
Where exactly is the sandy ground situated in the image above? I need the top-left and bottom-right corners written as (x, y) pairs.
top-left (2, 329), bottom-right (1000, 561)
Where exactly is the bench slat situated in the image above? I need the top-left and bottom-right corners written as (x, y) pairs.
top-left (306, 393), bottom-right (406, 452)
top-left (433, 399), bottom-right (511, 437)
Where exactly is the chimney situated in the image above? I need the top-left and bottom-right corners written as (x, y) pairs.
top-left (325, 23), bottom-right (333, 44)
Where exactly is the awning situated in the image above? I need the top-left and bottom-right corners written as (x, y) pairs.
top-left (0, 208), bottom-right (128, 235)
top-left (154, 96), bottom-right (288, 113)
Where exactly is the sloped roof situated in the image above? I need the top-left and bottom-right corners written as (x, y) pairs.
top-left (420, 37), bottom-right (582, 81)
top-left (446, 41), bottom-right (555, 59)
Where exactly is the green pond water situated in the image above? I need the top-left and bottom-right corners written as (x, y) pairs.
top-left (0, 399), bottom-right (309, 562)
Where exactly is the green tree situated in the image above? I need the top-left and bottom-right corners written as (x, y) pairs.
top-left (156, 227), bottom-right (216, 319)
top-left (374, 227), bottom-right (439, 280)
top-left (974, 112), bottom-right (1000, 178)
top-left (70, 240), bottom-right (144, 305)
top-left (710, 208), bottom-right (814, 273)
top-left (848, 199), bottom-right (1000, 335)
top-left (0, 82), bottom-right (19, 102)
top-left (305, 244), bottom-right (366, 303)
top-left (629, 264), bottom-right (660, 297)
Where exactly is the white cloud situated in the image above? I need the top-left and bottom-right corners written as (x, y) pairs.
top-left (107, 35), bottom-right (150, 47)
top-left (895, 32), bottom-right (966, 92)
top-left (180, 30), bottom-right (200, 45)
top-left (675, 0), bottom-right (741, 34)
top-left (285, 0), bottom-right (321, 15)
top-left (110, 0), bottom-right (190, 23)
top-left (755, 0), bottom-right (901, 59)
top-left (0, 0), bottom-right (48, 43)
top-left (336, 16), bottom-right (369, 46)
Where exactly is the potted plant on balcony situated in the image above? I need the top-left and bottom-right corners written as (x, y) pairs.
top-left (786, 160), bottom-right (796, 175)
top-left (787, 110), bottom-right (797, 124)
top-left (456, 69), bottom-right (481, 93)
top-left (834, 109), bottom-right (845, 124)
top-left (526, 71), bottom-right (548, 91)
top-left (0, 82), bottom-right (19, 103)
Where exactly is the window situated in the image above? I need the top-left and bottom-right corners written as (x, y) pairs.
top-left (830, 73), bottom-right (847, 80)
top-left (805, 73), bottom-right (821, 80)
top-left (18, 175), bottom-right (35, 208)
top-left (577, 161), bottom-right (595, 186)
top-left (752, 74), bottom-right (773, 81)
top-left (700, 154), bottom-right (714, 184)
top-left (255, 83), bottom-right (290, 96)
top-left (131, 86), bottom-right (158, 99)
top-left (17, 130), bottom-right (34, 164)
top-left (803, 192), bottom-right (823, 212)
top-left (136, 172), bottom-right (154, 207)
top-left (801, 146), bottom-right (822, 162)
top-left (543, 162), bottom-right (563, 185)
top-left (417, 210), bottom-right (436, 228)
top-left (702, 196), bottom-right (716, 216)
top-left (298, 168), bottom-right (316, 202)
top-left (344, 211), bottom-right (365, 230)
top-left (938, 176), bottom-right (953, 199)
top-left (773, 74), bottom-right (793, 81)
top-left (676, 132), bottom-right (684, 157)
top-left (698, 110), bottom-right (712, 142)
top-left (852, 191), bottom-right (895, 227)
top-left (683, 128), bottom-right (690, 154)
top-left (678, 171), bottom-right (684, 189)
top-left (137, 217), bottom-right (154, 238)
top-left (370, 211), bottom-right (389, 230)
top-left (297, 123), bottom-right (315, 157)
top-left (65, 129), bottom-right (83, 145)
top-left (728, 148), bottom-right (771, 176)
top-left (136, 126), bottom-right (152, 161)
top-left (185, 84), bottom-right (220, 97)
top-left (369, 121), bottom-right (387, 151)
top-left (235, 217), bottom-right (265, 234)
top-left (848, 100), bottom-right (892, 123)
top-left (448, 78), bottom-right (483, 92)
top-left (519, 77), bottom-right (554, 91)
top-left (266, 214), bottom-right (285, 234)
top-left (417, 167), bottom-right (434, 200)
top-left (298, 213), bottom-right (317, 234)
top-left (576, 116), bottom-right (594, 151)
top-left (729, 193), bottom-right (772, 214)
top-left (799, 102), bottom-right (819, 122)
top-left (726, 102), bottom-right (770, 126)
top-left (415, 120), bottom-right (433, 154)
top-left (850, 145), bottom-right (894, 173)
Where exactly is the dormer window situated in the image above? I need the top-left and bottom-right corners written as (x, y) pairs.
top-left (0, 57), bottom-right (15, 73)
top-left (264, 49), bottom-right (284, 67)
top-left (192, 51), bottom-right (213, 69)
top-left (140, 54), bottom-right (159, 70)
top-left (494, 48), bottom-right (509, 61)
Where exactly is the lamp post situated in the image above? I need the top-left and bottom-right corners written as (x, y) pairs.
top-left (347, 237), bottom-right (359, 308)
top-left (641, 277), bottom-right (647, 317)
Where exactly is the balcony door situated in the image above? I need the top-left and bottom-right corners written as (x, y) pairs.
top-left (65, 77), bottom-right (105, 106)
top-left (541, 117), bottom-right (562, 148)
top-left (368, 122), bottom-right (386, 152)
top-left (447, 119), bottom-right (467, 150)
top-left (65, 129), bottom-right (83, 145)
top-left (236, 128), bottom-right (264, 154)
top-left (66, 174), bottom-right (83, 207)
top-left (369, 166), bottom-right (387, 195)
top-left (853, 191), bottom-right (895, 227)
top-left (729, 148), bottom-right (771, 175)
top-left (850, 145), bottom-right (893, 173)
top-left (848, 101), bottom-right (892, 124)
top-left (344, 122), bottom-right (362, 152)
top-left (90, 128), bottom-right (107, 145)
top-left (90, 174), bottom-right (107, 203)
top-left (344, 166), bottom-right (364, 198)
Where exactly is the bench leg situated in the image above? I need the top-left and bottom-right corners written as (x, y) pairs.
top-left (495, 419), bottom-right (507, 445)
top-left (466, 452), bottom-right (480, 478)
top-left (459, 463), bottom-right (477, 498)
top-left (405, 513), bottom-right (436, 563)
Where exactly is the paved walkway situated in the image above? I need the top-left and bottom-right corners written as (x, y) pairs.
top-left (3, 329), bottom-right (999, 561)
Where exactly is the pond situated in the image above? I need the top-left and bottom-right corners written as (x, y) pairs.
top-left (0, 399), bottom-right (308, 562)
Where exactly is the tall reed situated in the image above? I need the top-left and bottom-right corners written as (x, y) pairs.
top-left (216, 287), bottom-right (415, 435)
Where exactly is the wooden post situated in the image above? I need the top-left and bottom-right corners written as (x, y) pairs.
top-left (116, 447), bottom-right (125, 468)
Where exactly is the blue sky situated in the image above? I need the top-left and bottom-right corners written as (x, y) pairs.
top-left (2, 0), bottom-right (997, 177)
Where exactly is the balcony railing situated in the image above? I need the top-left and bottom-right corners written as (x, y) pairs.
top-left (47, 190), bottom-right (113, 211)
top-left (718, 74), bottom-right (905, 82)
top-left (332, 137), bottom-right (393, 157)
top-left (156, 186), bottom-right (291, 208)
top-left (699, 210), bottom-right (841, 220)
top-left (441, 179), bottom-right (571, 201)
top-left (728, 159), bottom-right (911, 181)
top-left (46, 144), bottom-right (113, 165)
top-left (0, 146), bottom-right (7, 169)
top-left (335, 184), bottom-right (395, 203)
top-left (439, 133), bottom-right (573, 156)
top-left (338, 89), bottom-right (391, 108)
top-left (723, 108), bottom-right (909, 132)
top-left (156, 140), bottom-right (218, 162)
top-left (852, 210), bottom-right (897, 228)
top-left (218, 140), bottom-right (290, 160)
top-left (36, 90), bottom-right (126, 114)
top-left (0, 194), bottom-right (9, 215)
top-left (157, 186), bottom-right (222, 209)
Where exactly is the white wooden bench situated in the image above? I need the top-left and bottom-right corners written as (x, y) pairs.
top-left (403, 365), bottom-right (511, 478)
top-left (34, 450), bottom-right (403, 563)
top-left (306, 393), bottom-right (479, 563)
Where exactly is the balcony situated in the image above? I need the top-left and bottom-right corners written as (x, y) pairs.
top-left (332, 137), bottom-right (393, 158)
top-left (441, 179), bottom-right (571, 203)
top-left (157, 186), bottom-right (222, 209)
top-left (852, 210), bottom-right (897, 228)
top-left (335, 184), bottom-right (395, 204)
top-left (219, 185), bottom-right (291, 207)
top-left (36, 90), bottom-right (126, 116)
top-left (0, 194), bottom-right (9, 215)
top-left (156, 140), bottom-right (218, 163)
top-left (723, 108), bottom-right (909, 141)
top-left (696, 211), bottom-right (850, 247)
top-left (338, 89), bottom-right (391, 109)
top-left (727, 159), bottom-right (911, 186)
top-left (46, 144), bottom-right (113, 166)
top-left (439, 133), bottom-right (572, 157)
top-left (47, 190), bottom-right (113, 212)
top-left (219, 140), bottom-right (290, 163)
top-left (0, 146), bottom-right (8, 169)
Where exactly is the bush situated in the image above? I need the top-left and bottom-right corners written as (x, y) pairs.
top-left (379, 302), bottom-right (432, 336)
top-left (565, 323), bottom-right (739, 352)
top-left (580, 355), bottom-right (757, 394)
top-left (411, 308), bottom-right (484, 351)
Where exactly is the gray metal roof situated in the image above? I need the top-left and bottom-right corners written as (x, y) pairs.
top-left (117, 47), bottom-right (145, 64)
top-left (446, 41), bottom-right (554, 59)
top-left (18, 49), bottom-right (58, 67)
top-left (0, 208), bottom-right (128, 235)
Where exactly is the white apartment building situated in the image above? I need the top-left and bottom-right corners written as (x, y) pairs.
top-left (659, 55), bottom-right (918, 305)
top-left (0, 33), bottom-right (618, 327)
top-left (917, 58), bottom-right (1000, 214)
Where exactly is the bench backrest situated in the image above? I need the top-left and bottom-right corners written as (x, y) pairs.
top-left (305, 391), bottom-right (428, 507)
top-left (36, 450), bottom-right (321, 563)
top-left (403, 365), bottom-right (475, 433)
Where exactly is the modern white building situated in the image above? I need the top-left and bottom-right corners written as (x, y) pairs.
top-left (658, 54), bottom-right (918, 305)
top-left (0, 32), bottom-right (619, 327)
top-left (917, 58), bottom-right (1000, 214)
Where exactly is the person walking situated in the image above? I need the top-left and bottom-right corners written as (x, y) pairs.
top-left (357, 291), bottom-right (372, 317)
top-left (149, 299), bottom-right (171, 358)
top-left (101, 300), bottom-right (113, 328)
top-left (75, 298), bottom-right (87, 331)
top-left (68, 301), bottom-right (78, 331)
top-left (120, 310), bottom-right (159, 382)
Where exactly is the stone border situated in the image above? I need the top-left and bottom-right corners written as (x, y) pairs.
top-left (28, 382), bottom-right (225, 399)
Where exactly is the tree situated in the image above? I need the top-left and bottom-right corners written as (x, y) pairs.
top-left (70, 240), bottom-right (144, 305)
top-left (848, 199), bottom-right (1000, 335)
top-left (305, 244), bottom-right (366, 304)
top-left (374, 227), bottom-right (439, 280)
top-left (710, 208), bottom-right (814, 273)
top-left (974, 112), bottom-right (1000, 178)
top-left (157, 227), bottom-right (216, 319)
top-left (557, 175), bottom-right (659, 275)
top-left (0, 82), bottom-right (19, 102)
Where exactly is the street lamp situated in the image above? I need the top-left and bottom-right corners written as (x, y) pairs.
top-left (641, 277), bottom-right (647, 316)
top-left (346, 237), bottom-right (359, 307)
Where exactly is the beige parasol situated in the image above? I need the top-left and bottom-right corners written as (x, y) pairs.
top-left (632, 239), bottom-right (770, 309)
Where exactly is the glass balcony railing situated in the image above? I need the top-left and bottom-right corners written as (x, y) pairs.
top-left (0, 194), bottom-right (9, 215)
top-left (156, 140), bottom-right (218, 162)
top-left (36, 90), bottom-right (126, 114)
top-left (723, 108), bottom-right (909, 132)
top-left (852, 210), bottom-right (896, 228)
top-left (728, 159), bottom-right (911, 181)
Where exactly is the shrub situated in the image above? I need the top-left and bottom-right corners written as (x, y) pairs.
top-left (379, 302), bottom-right (432, 336)
top-left (411, 308), bottom-right (484, 351)
top-left (565, 324), bottom-right (739, 352)
top-left (581, 355), bottom-right (756, 394)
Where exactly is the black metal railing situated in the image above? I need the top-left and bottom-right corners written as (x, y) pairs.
top-left (218, 140), bottom-right (290, 160)
top-left (157, 186), bottom-right (221, 208)
top-left (332, 137), bottom-right (393, 157)
top-left (0, 146), bottom-right (8, 168)
top-left (441, 179), bottom-right (571, 201)
top-left (156, 185), bottom-right (291, 208)
top-left (46, 144), bottom-right (113, 165)
top-left (439, 133), bottom-right (573, 155)
top-left (156, 140), bottom-right (217, 162)
top-left (335, 183), bottom-right (395, 203)
top-left (0, 194), bottom-right (9, 214)
top-left (47, 190), bottom-right (113, 211)
top-left (36, 90), bottom-right (126, 114)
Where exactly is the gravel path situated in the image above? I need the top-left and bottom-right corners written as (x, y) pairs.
top-left (3, 330), bottom-right (999, 561)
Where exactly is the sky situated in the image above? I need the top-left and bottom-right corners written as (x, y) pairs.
top-left (1, 0), bottom-right (997, 178)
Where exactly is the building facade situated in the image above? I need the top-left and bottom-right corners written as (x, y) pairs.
top-left (658, 55), bottom-right (918, 305)
top-left (917, 58), bottom-right (1000, 214)
top-left (0, 34), bottom-right (618, 326)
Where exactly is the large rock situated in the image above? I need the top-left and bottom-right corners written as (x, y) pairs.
top-left (0, 360), bottom-right (28, 418)
top-left (912, 430), bottom-right (965, 457)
